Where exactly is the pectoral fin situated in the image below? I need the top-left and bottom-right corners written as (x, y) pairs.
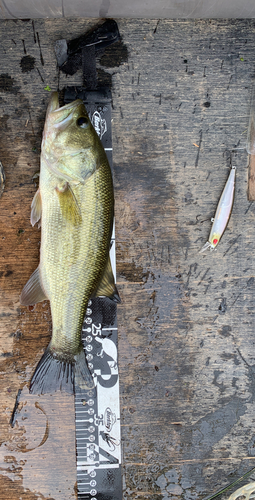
top-left (93, 256), bottom-right (121, 303)
top-left (30, 189), bottom-right (42, 227)
top-left (55, 182), bottom-right (81, 226)
top-left (20, 267), bottom-right (48, 306)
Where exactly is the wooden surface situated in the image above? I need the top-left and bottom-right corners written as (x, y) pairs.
top-left (0, 17), bottom-right (255, 500)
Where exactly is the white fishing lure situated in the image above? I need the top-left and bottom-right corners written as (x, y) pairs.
top-left (199, 166), bottom-right (236, 253)
top-left (227, 482), bottom-right (255, 500)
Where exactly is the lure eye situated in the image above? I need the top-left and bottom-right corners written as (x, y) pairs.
top-left (213, 238), bottom-right (218, 245)
top-left (77, 116), bottom-right (89, 128)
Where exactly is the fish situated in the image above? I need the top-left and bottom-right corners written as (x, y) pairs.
top-left (20, 92), bottom-right (120, 394)
top-left (0, 161), bottom-right (5, 198)
top-left (96, 336), bottom-right (117, 369)
top-left (199, 166), bottom-right (236, 253)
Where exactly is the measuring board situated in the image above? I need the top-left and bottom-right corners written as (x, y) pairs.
top-left (64, 88), bottom-right (122, 500)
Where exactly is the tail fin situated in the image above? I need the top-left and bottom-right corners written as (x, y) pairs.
top-left (29, 344), bottom-right (94, 395)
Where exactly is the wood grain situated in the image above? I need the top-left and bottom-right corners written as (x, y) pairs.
top-left (0, 17), bottom-right (255, 500)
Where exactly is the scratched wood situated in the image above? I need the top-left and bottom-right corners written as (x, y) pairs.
top-left (0, 17), bottom-right (255, 500)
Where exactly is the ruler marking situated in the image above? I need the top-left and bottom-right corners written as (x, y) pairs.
top-left (102, 327), bottom-right (118, 331)
top-left (75, 410), bottom-right (93, 413)
top-left (75, 419), bottom-right (93, 423)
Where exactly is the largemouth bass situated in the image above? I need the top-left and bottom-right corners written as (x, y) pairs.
top-left (20, 92), bottom-right (120, 394)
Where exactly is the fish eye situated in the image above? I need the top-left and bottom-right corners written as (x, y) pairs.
top-left (77, 116), bottom-right (89, 128)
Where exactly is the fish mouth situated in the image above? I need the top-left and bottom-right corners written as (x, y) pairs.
top-left (47, 92), bottom-right (85, 129)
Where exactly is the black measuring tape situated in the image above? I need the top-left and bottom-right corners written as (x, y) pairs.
top-left (64, 88), bottom-right (122, 500)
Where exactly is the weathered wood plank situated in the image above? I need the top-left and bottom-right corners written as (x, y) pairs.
top-left (0, 17), bottom-right (255, 500)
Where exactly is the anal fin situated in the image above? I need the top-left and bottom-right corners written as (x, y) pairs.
top-left (93, 255), bottom-right (121, 303)
top-left (20, 267), bottom-right (48, 306)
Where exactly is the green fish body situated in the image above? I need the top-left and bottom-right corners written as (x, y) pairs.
top-left (20, 93), bottom-right (119, 394)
